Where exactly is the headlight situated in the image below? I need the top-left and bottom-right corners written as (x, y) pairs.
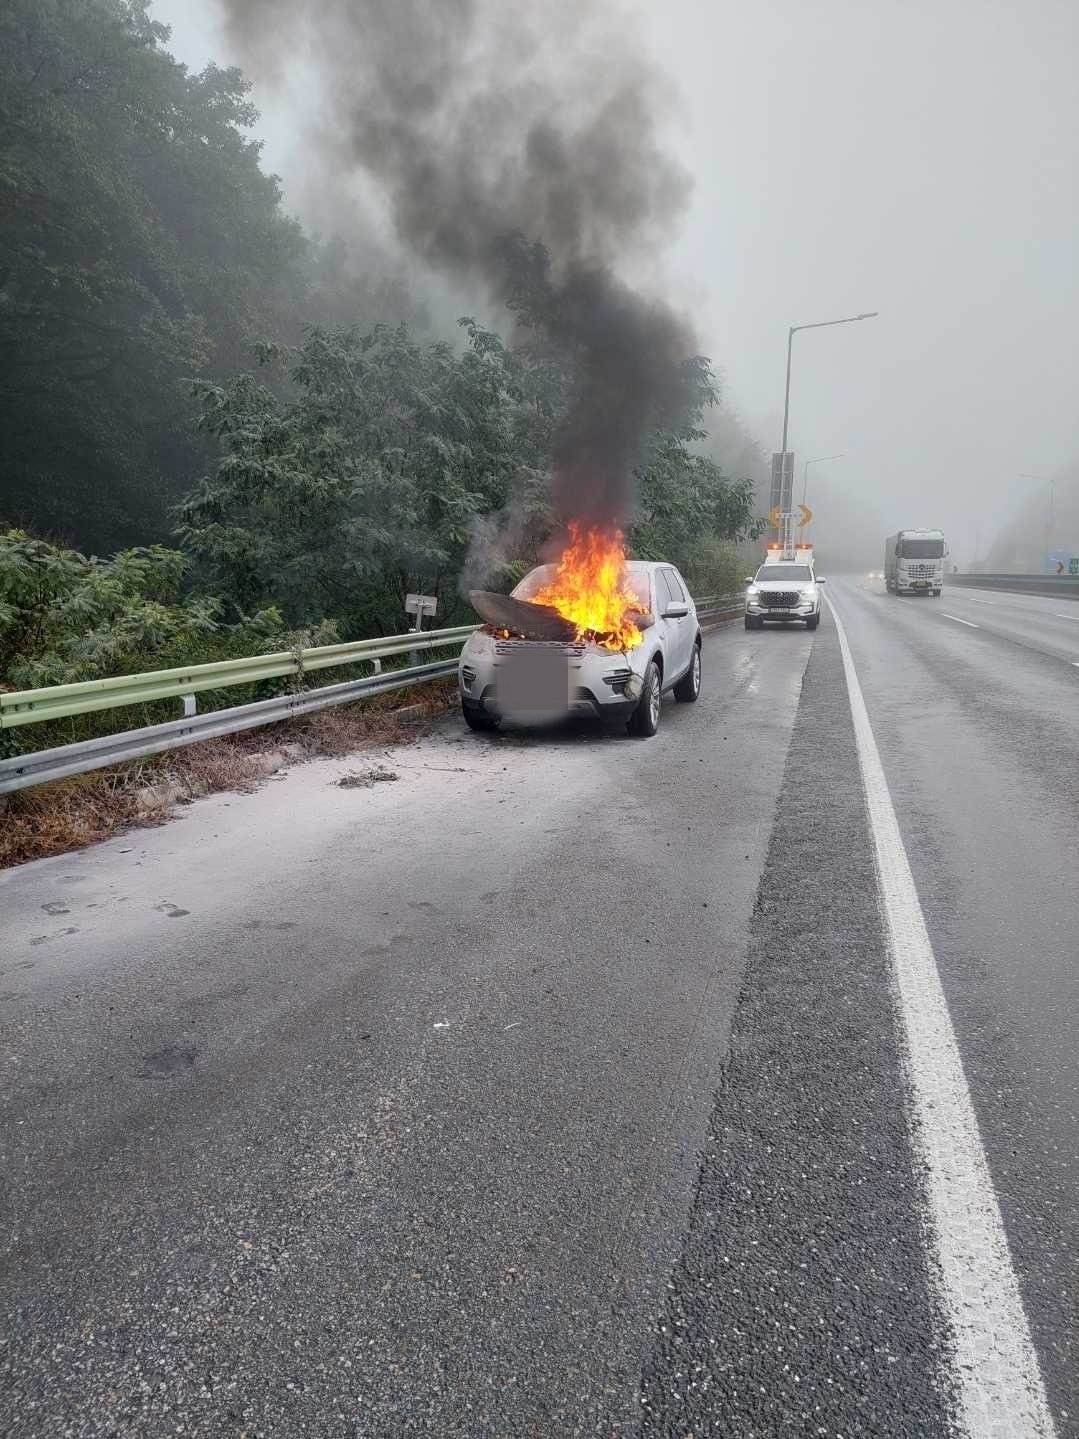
top-left (746, 588), bottom-right (760, 600)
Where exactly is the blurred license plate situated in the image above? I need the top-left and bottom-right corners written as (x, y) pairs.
top-left (497, 648), bottom-right (570, 713)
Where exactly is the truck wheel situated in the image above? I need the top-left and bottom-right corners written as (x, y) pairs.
top-left (673, 642), bottom-right (701, 702)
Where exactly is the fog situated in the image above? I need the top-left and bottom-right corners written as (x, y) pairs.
top-left (153, 0), bottom-right (1079, 572)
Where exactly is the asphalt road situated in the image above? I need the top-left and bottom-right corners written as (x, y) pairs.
top-left (1, 586), bottom-right (1075, 1437)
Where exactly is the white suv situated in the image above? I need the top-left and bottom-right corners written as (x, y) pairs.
top-left (744, 559), bottom-right (825, 630)
top-left (459, 560), bottom-right (702, 737)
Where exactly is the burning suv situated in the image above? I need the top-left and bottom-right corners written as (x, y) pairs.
top-left (459, 536), bottom-right (701, 738)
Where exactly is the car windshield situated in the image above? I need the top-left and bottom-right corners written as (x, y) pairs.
top-left (512, 563), bottom-right (651, 609)
top-left (756, 565), bottom-right (812, 582)
top-left (899, 539), bottom-right (945, 558)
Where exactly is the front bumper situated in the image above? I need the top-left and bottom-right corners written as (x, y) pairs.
top-left (461, 681), bottom-right (637, 723)
top-left (459, 636), bottom-right (646, 722)
top-left (746, 603), bottom-right (817, 620)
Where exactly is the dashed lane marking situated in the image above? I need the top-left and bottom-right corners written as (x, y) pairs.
top-left (827, 596), bottom-right (1058, 1439)
top-left (942, 612), bottom-right (979, 627)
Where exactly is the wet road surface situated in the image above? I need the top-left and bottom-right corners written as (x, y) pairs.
top-left (2, 584), bottom-right (1075, 1437)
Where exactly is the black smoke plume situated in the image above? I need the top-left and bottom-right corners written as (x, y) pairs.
top-left (217, 0), bottom-right (696, 535)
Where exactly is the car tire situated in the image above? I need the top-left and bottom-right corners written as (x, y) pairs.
top-left (627, 659), bottom-right (662, 737)
top-left (744, 615), bottom-right (762, 630)
top-left (806, 612), bottom-right (820, 631)
top-left (462, 703), bottom-right (499, 732)
top-left (673, 642), bottom-right (701, 702)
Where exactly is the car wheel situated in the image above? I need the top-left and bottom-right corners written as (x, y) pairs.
top-left (744, 615), bottom-right (762, 630)
top-left (462, 703), bottom-right (499, 732)
top-left (673, 642), bottom-right (701, 702)
top-left (627, 659), bottom-right (662, 737)
top-left (806, 612), bottom-right (820, 631)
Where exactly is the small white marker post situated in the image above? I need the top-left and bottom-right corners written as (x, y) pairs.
top-left (404, 593), bottom-right (438, 666)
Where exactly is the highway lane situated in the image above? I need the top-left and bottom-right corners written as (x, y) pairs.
top-left (1, 625), bottom-right (813, 1438)
top-left (828, 576), bottom-right (1079, 1435)
top-left (2, 589), bottom-right (1075, 1437)
top-left (922, 580), bottom-right (1079, 669)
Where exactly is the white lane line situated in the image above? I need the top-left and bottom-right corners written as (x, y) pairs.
top-left (1055, 612), bottom-right (1079, 622)
top-left (827, 597), bottom-right (1057, 1439)
top-left (965, 597), bottom-right (999, 606)
top-left (942, 612), bottom-right (979, 628)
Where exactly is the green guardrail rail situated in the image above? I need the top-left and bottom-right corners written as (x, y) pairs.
top-left (0, 625), bottom-right (479, 730)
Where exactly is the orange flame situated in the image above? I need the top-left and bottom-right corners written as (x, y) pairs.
top-left (531, 523), bottom-right (646, 651)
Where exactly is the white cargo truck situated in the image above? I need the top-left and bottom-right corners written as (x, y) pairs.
top-left (884, 529), bottom-right (947, 595)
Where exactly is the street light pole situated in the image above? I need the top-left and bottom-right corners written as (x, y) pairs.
top-left (777, 313), bottom-right (877, 551)
top-left (780, 312), bottom-right (878, 460)
top-left (802, 453), bottom-right (847, 509)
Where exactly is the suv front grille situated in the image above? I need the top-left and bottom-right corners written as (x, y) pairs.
top-left (494, 639), bottom-right (585, 658)
top-left (763, 591), bottom-right (801, 608)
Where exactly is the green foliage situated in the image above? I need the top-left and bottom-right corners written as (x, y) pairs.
top-left (0, 527), bottom-right (283, 691)
top-left (177, 320), bottom-right (554, 635)
top-left (630, 439), bottom-right (761, 588)
top-left (0, 6), bottom-right (768, 700)
top-left (0, 0), bottom-right (424, 551)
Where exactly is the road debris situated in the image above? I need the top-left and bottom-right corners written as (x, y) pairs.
top-left (337, 765), bottom-right (400, 789)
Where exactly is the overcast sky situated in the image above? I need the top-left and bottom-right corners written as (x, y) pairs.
top-left (153, 0), bottom-right (1079, 565)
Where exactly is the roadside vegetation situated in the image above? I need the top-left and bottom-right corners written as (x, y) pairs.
top-left (1, 0), bottom-right (765, 802)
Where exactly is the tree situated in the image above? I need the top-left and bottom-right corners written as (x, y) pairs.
top-left (631, 439), bottom-right (761, 591)
top-left (177, 320), bottom-right (550, 634)
top-left (0, 0), bottom-right (421, 552)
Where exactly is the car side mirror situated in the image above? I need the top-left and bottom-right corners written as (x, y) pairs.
top-left (816, 577), bottom-right (827, 584)
top-left (663, 602), bottom-right (689, 619)
top-left (743, 576), bottom-right (755, 585)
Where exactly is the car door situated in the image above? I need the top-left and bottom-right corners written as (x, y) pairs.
top-left (658, 568), bottom-right (692, 681)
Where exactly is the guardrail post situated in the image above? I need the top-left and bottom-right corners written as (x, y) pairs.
top-left (182, 695), bottom-right (197, 718)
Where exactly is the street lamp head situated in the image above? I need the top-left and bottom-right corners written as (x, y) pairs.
top-left (857, 311), bottom-right (879, 320)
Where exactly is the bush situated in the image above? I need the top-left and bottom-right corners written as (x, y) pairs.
top-left (0, 528), bottom-right (285, 754)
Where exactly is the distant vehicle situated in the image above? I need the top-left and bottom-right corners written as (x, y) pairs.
top-left (458, 560), bottom-right (701, 738)
top-left (744, 548), bottom-right (825, 630)
top-left (885, 529), bottom-right (947, 595)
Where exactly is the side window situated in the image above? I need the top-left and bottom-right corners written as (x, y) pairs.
top-left (658, 570), bottom-right (677, 610)
top-left (665, 569), bottom-right (687, 602)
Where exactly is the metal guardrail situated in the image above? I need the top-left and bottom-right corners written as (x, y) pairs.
top-left (0, 624), bottom-right (478, 729)
top-left (946, 574), bottom-right (1079, 600)
top-left (694, 592), bottom-right (743, 619)
top-left (0, 657), bottom-right (462, 795)
top-left (0, 594), bottom-right (739, 796)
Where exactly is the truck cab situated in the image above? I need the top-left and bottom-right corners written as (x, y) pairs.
top-left (885, 529), bottom-right (947, 596)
